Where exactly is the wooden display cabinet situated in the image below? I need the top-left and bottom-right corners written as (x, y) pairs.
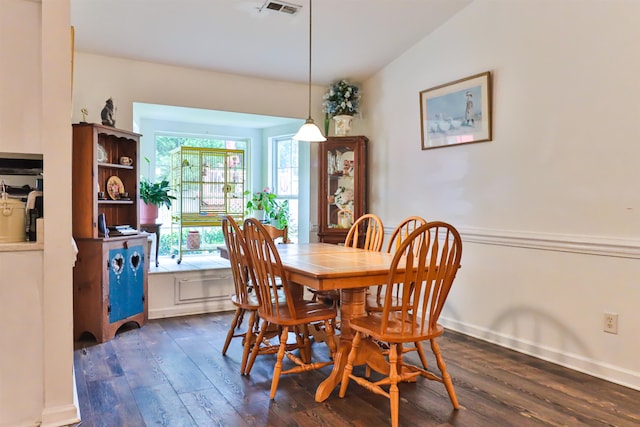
top-left (317, 136), bottom-right (368, 244)
top-left (72, 123), bottom-right (149, 342)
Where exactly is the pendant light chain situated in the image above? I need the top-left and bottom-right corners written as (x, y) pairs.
top-left (307, 0), bottom-right (313, 119)
top-left (292, 0), bottom-right (326, 141)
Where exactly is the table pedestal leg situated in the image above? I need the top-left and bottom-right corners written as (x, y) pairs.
top-left (316, 287), bottom-right (389, 402)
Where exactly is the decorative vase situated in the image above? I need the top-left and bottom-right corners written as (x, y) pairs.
top-left (324, 113), bottom-right (330, 136)
top-left (333, 115), bottom-right (353, 136)
top-left (186, 230), bottom-right (201, 250)
top-left (139, 201), bottom-right (158, 225)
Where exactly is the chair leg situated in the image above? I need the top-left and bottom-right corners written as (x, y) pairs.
top-left (245, 319), bottom-right (268, 375)
top-left (339, 331), bottom-right (361, 398)
top-left (237, 309), bottom-right (245, 330)
top-left (240, 310), bottom-right (257, 375)
top-left (323, 319), bottom-right (338, 358)
top-left (389, 344), bottom-right (400, 427)
top-left (270, 326), bottom-right (290, 399)
top-left (430, 339), bottom-right (459, 409)
top-left (222, 308), bottom-right (243, 355)
top-left (292, 325), bottom-right (308, 363)
top-left (300, 324), bottom-right (312, 363)
top-left (414, 341), bottom-right (428, 369)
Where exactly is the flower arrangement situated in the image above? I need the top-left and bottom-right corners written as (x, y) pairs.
top-left (322, 79), bottom-right (360, 117)
top-left (332, 186), bottom-right (354, 211)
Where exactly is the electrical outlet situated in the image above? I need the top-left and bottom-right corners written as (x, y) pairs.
top-left (603, 312), bottom-right (618, 334)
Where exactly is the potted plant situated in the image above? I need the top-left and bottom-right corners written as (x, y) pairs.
top-left (271, 199), bottom-right (289, 229)
top-left (139, 157), bottom-right (176, 224)
top-left (244, 188), bottom-right (277, 221)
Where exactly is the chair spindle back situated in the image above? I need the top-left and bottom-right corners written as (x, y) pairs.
top-left (243, 218), bottom-right (296, 322)
top-left (344, 213), bottom-right (385, 251)
top-left (380, 221), bottom-right (462, 337)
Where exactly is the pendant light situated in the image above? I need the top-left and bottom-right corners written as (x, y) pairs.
top-left (293, 0), bottom-right (326, 142)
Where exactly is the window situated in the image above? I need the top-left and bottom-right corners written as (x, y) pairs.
top-left (271, 136), bottom-right (299, 242)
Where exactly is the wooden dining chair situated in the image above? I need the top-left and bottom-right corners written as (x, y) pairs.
top-left (339, 222), bottom-right (463, 427)
top-left (221, 215), bottom-right (287, 375)
top-left (366, 216), bottom-right (429, 368)
top-left (311, 213), bottom-right (385, 307)
top-left (220, 215), bottom-right (262, 374)
top-left (262, 223), bottom-right (289, 244)
top-left (242, 218), bottom-right (338, 399)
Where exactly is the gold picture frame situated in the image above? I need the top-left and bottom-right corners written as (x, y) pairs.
top-left (420, 71), bottom-right (492, 150)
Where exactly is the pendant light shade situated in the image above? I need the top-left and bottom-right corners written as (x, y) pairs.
top-left (293, 0), bottom-right (326, 142)
top-left (294, 118), bottom-right (327, 141)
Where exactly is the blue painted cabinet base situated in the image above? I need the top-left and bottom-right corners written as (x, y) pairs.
top-left (73, 235), bottom-right (150, 342)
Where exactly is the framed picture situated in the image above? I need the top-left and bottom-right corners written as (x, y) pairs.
top-left (420, 71), bottom-right (492, 150)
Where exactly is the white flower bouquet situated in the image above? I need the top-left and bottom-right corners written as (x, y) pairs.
top-left (322, 79), bottom-right (360, 117)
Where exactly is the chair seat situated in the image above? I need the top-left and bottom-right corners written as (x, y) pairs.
top-left (231, 292), bottom-right (260, 309)
top-left (365, 293), bottom-right (402, 312)
top-left (234, 287), bottom-right (287, 307)
top-left (349, 313), bottom-right (444, 343)
top-left (260, 300), bottom-right (337, 326)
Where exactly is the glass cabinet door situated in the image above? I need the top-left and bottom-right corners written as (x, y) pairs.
top-left (326, 145), bottom-right (356, 229)
top-left (318, 136), bottom-right (368, 244)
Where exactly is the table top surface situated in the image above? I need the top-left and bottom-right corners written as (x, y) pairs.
top-left (276, 243), bottom-right (396, 291)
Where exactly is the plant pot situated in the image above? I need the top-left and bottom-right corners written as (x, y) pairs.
top-left (251, 209), bottom-right (266, 222)
top-left (139, 201), bottom-right (158, 225)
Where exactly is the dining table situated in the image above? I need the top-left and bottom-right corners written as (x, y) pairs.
top-left (275, 242), bottom-right (400, 402)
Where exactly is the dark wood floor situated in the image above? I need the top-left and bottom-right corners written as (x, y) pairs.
top-left (73, 312), bottom-right (640, 427)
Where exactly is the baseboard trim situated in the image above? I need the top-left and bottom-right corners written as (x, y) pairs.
top-left (441, 317), bottom-right (640, 392)
top-left (149, 301), bottom-right (234, 319)
top-left (40, 403), bottom-right (80, 427)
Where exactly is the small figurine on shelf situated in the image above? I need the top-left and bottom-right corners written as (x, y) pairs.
top-left (80, 108), bottom-right (89, 123)
top-left (101, 98), bottom-right (116, 127)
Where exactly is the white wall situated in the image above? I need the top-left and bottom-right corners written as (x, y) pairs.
top-left (0, 250), bottom-right (43, 426)
top-left (364, 0), bottom-right (640, 390)
top-left (0, 1), bottom-right (78, 426)
top-left (0, 0), bottom-right (42, 155)
top-left (72, 52), bottom-right (324, 134)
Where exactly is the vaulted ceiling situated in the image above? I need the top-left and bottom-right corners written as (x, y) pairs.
top-left (71, 0), bottom-right (472, 86)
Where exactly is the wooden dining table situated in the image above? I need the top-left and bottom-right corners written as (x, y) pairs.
top-left (275, 242), bottom-right (399, 402)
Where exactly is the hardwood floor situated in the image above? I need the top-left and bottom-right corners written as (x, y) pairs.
top-left (73, 312), bottom-right (640, 427)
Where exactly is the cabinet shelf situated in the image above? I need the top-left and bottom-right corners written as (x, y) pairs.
top-left (98, 163), bottom-right (135, 170)
top-left (98, 199), bottom-right (135, 205)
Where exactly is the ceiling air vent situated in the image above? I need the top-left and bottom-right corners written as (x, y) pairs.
top-left (259, 0), bottom-right (301, 15)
